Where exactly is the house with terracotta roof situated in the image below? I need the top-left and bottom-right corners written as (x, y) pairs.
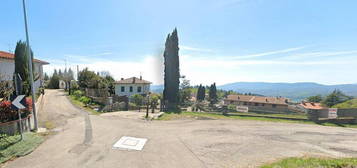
top-left (224, 94), bottom-right (290, 112)
top-left (0, 51), bottom-right (49, 93)
top-left (114, 76), bottom-right (151, 97)
top-left (298, 102), bottom-right (327, 113)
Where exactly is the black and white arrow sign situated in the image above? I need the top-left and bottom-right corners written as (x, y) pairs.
top-left (10, 95), bottom-right (27, 110)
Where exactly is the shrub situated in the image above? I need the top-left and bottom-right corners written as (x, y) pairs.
top-left (130, 94), bottom-right (144, 106)
top-left (0, 98), bottom-right (32, 123)
top-left (79, 96), bottom-right (91, 105)
top-left (128, 102), bottom-right (137, 110)
top-left (73, 90), bottom-right (84, 99)
top-left (25, 97), bottom-right (33, 111)
top-left (227, 104), bottom-right (237, 112)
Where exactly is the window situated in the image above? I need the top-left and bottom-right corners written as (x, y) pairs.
top-left (254, 103), bottom-right (259, 106)
top-left (243, 102), bottom-right (247, 105)
top-left (129, 86), bottom-right (133, 92)
top-left (121, 86), bottom-right (125, 92)
top-left (272, 104), bottom-right (277, 108)
top-left (137, 86), bottom-right (142, 92)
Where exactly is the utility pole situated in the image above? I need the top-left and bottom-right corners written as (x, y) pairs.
top-left (77, 65), bottom-right (79, 80)
top-left (22, 0), bottom-right (38, 131)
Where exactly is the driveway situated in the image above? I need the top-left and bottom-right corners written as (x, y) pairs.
top-left (4, 90), bottom-right (357, 168)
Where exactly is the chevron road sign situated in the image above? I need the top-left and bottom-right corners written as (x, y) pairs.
top-left (10, 95), bottom-right (27, 110)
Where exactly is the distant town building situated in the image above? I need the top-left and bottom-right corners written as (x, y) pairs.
top-left (224, 94), bottom-right (289, 112)
top-left (0, 51), bottom-right (49, 93)
top-left (114, 76), bottom-right (151, 97)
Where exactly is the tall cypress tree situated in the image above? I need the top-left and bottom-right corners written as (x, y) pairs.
top-left (201, 86), bottom-right (206, 101)
top-left (14, 41), bottom-right (29, 83)
top-left (197, 85), bottom-right (202, 101)
top-left (14, 40), bottom-right (35, 95)
top-left (197, 84), bottom-right (206, 101)
top-left (209, 83), bottom-right (217, 104)
top-left (163, 28), bottom-right (180, 111)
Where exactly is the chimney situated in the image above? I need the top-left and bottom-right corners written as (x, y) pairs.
top-left (133, 77), bottom-right (136, 83)
top-left (265, 98), bottom-right (268, 102)
top-left (140, 75), bottom-right (142, 80)
top-left (121, 78), bottom-right (124, 80)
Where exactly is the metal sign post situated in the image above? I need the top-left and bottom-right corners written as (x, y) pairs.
top-left (12, 74), bottom-right (27, 140)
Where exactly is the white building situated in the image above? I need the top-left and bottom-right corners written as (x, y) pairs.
top-left (114, 77), bottom-right (151, 97)
top-left (0, 51), bottom-right (49, 93)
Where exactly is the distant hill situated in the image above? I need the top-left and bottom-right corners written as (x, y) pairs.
top-left (151, 85), bottom-right (164, 93)
top-left (218, 82), bottom-right (357, 101)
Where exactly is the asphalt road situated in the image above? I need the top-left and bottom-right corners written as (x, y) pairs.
top-left (4, 90), bottom-right (357, 168)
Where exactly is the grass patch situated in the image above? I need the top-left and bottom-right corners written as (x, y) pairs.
top-left (44, 121), bottom-right (55, 130)
top-left (158, 112), bottom-right (357, 128)
top-left (0, 132), bottom-right (44, 163)
top-left (68, 95), bottom-right (101, 115)
top-left (261, 157), bottom-right (357, 168)
top-left (333, 99), bottom-right (357, 109)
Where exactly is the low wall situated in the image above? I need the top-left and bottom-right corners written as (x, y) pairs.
top-left (248, 106), bottom-right (291, 114)
top-left (307, 108), bottom-right (357, 123)
top-left (0, 114), bottom-right (32, 136)
top-left (337, 109), bottom-right (357, 118)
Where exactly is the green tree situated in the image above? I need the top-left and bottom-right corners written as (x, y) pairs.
top-left (47, 73), bottom-right (60, 89)
top-left (197, 84), bottom-right (206, 101)
top-left (179, 78), bottom-right (192, 105)
top-left (130, 94), bottom-right (144, 106)
top-left (58, 69), bottom-right (63, 78)
top-left (104, 75), bottom-right (115, 95)
top-left (322, 90), bottom-right (352, 107)
top-left (44, 73), bottom-right (49, 81)
top-left (307, 95), bottom-right (323, 103)
top-left (150, 93), bottom-right (160, 111)
top-left (78, 68), bottom-right (106, 89)
top-left (209, 83), bottom-right (218, 104)
top-left (163, 28), bottom-right (180, 111)
top-left (14, 40), bottom-right (36, 95)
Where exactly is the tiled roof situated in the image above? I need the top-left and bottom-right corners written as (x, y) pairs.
top-left (299, 102), bottom-right (326, 110)
top-left (115, 77), bottom-right (151, 84)
top-left (225, 94), bottom-right (289, 105)
top-left (0, 51), bottom-right (49, 64)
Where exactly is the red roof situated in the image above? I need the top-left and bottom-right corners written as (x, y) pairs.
top-left (0, 51), bottom-right (49, 64)
top-left (299, 102), bottom-right (326, 110)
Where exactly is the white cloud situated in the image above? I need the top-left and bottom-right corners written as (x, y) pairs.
top-left (180, 45), bottom-right (213, 52)
top-left (230, 46), bottom-right (306, 59)
top-left (281, 50), bottom-right (357, 60)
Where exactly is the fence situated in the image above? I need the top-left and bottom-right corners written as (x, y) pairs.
top-left (0, 114), bottom-right (32, 136)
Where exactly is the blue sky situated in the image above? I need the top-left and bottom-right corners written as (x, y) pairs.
top-left (1, 0), bottom-right (357, 85)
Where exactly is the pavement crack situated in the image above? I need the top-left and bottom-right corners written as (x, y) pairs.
top-left (178, 137), bottom-right (208, 168)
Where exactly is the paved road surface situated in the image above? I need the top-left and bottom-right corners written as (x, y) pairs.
top-left (4, 90), bottom-right (357, 168)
